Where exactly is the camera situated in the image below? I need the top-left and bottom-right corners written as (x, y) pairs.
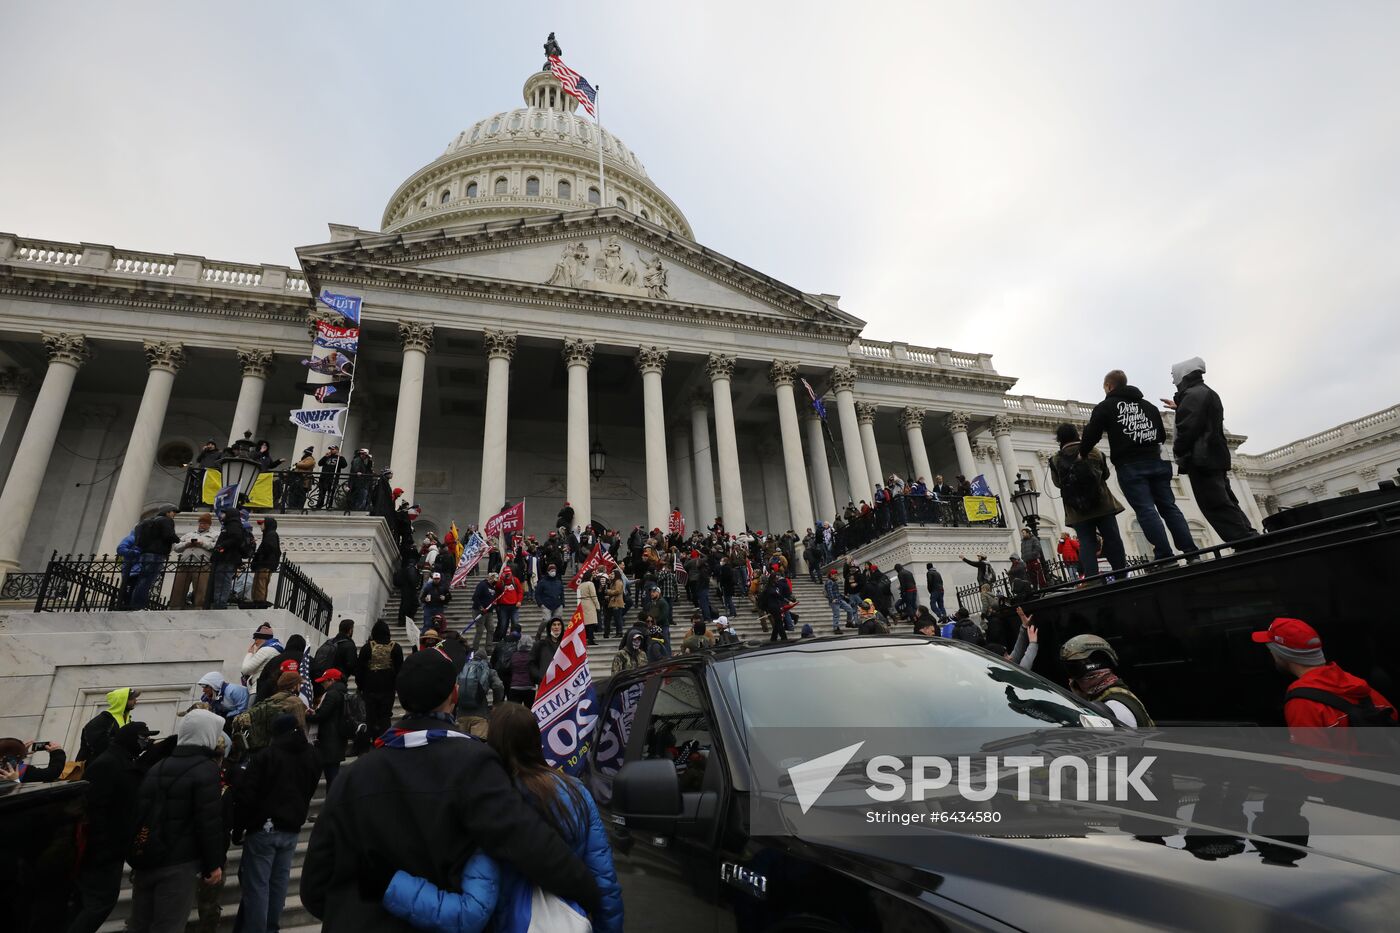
top-left (29, 741), bottom-right (51, 753)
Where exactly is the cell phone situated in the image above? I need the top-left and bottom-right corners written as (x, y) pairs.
top-left (29, 741), bottom-right (50, 753)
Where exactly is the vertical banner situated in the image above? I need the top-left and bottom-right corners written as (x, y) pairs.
top-left (289, 290), bottom-right (365, 442)
top-left (532, 606), bottom-right (597, 776)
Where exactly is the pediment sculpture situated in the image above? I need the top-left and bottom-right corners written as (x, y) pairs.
top-left (544, 235), bottom-right (669, 299)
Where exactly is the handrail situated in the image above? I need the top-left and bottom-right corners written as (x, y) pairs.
top-left (178, 467), bottom-right (393, 515)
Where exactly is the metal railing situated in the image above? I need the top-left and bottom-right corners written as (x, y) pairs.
top-left (824, 495), bottom-right (1008, 560)
top-left (955, 555), bottom-right (1151, 610)
top-left (178, 468), bottom-right (391, 515)
top-left (30, 551), bottom-right (333, 632)
top-left (0, 572), bottom-right (45, 601)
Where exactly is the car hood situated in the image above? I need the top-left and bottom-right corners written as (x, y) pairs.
top-left (774, 814), bottom-right (1400, 932)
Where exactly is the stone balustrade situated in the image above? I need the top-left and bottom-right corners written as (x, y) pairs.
top-left (1240, 404), bottom-right (1400, 469)
top-left (852, 337), bottom-right (994, 373)
top-left (0, 233), bottom-right (309, 295)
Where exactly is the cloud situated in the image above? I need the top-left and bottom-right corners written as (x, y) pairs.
top-left (1, 1), bottom-right (1396, 450)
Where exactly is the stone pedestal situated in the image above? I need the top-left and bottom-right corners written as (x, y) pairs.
top-left (848, 523), bottom-right (1019, 612)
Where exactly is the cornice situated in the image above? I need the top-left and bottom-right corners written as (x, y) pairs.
top-left (0, 263), bottom-right (312, 327)
top-left (1239, 431), bottom-right (1400, 478)
top-left (851, 359), bottom-right (1018, 394)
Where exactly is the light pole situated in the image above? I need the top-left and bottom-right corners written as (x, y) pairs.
top-left (219, 431), bottom-right (263, 509)
top-left (589, 439), bottom-right (607, 482)
top-left (1010, 473), bottom-right (1041, 536)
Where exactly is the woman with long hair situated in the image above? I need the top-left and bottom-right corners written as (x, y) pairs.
top-left (380, 703), bottom-right (624, 932)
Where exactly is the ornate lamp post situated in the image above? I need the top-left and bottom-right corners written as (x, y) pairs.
top-left (1010, 474), bottom-right (1041, 535)
top-left (589, 439), bottom-right (607, 482)
top-left (219, 431), bottom-right (263, 508)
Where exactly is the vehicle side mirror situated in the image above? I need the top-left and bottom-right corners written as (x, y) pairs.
top-left (613, 759), bottom-right (681, 831)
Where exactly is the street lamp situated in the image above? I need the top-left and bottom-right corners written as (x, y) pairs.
top-left (589, 439), bottom-right (607, 481)
top-left (1010, 473), bottom-right (1041, 535)
top-left (219, 431), bottom-right (263, 508)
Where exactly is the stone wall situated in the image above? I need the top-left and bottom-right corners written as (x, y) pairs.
top-left (0, 608), bottom-right (321, 752)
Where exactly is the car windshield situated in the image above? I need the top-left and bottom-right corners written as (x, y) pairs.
top-left (731, 639), bottom-right (1092, 731)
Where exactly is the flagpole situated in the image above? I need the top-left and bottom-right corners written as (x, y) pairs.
top-left (594, 86), bottom-right (607, 206)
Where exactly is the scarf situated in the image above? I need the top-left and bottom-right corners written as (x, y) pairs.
top-left (1074, 667), bottom-right (1122, 699)
top-left (375, 713), bottom-right (472, 749)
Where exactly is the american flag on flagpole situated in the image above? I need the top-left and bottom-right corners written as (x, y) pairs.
top-left (801, 378), bottom-right (828, 421)
top-left (547, 56), bottom-right (597, 116)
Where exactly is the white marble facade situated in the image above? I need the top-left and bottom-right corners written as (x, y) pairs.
top-left (0, 61), bottom-right (1396, 610)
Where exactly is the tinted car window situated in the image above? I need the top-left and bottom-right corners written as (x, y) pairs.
top-left (732, 641), bottom-right (1092, 730)
top-left (641, 674), bottom-right (713, 793)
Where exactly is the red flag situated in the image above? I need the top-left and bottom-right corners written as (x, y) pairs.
top-left (531, 605), bottom-right (596, 776)
top-left (668, 509), bottom-right (685, 536)
top-left (568, 542), bottom-right (617, 590)
top-left (485, 501), bottom-right (525, 538)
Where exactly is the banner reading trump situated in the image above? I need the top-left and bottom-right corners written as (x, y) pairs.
top-left (484, 500), bottom-right (525, 538)
top-left (314, 322), bottom-right (359, 353)
top-left (532, 606), bottom-right (597, 776)
top-left (568, 542), bottom-right (617, 590)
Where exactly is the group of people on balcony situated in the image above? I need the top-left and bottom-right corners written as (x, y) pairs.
top-left (113, 509), bottom-right (282, 612)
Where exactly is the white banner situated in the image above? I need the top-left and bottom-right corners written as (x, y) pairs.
top-left (289, 406), bottom-right (348, 436)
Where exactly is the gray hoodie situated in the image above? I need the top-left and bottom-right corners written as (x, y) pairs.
top-left (1171, 356), bottom-right (1206, 387)
top-left (177, 708), bottom-right (225, 753)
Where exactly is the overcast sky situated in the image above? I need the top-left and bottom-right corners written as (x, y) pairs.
top-left (3, 1), bottom-right (1397, 451)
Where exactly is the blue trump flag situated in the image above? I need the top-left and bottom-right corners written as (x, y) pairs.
top-left (969, 474), bottom-right (993, 497)
top-left (317, 289), bottom-right (361, 325)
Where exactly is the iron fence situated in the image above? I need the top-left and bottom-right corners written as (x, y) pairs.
top-left (825, 495), bottom-right (1008, 560)
top-left (178, 468), bottom-right (391, 515)
top-left (30, 551), bottom-right (332, 632)
top-left (955, 555), bottom-right (1152, 610)
top-left (0, 571), bottom-right (45, 601)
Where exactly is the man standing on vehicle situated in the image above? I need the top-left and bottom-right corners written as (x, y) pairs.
top-left (1079, 369), bottom-right (1197, 563)
top-left (1252, 617), bottom-right (1398, 728)
top-left (1059, 635), bottom-right (1153, 727)
top-left (1164, 357), bottom-right (1257, 545)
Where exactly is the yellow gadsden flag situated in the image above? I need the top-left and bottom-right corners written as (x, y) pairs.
top-left (201, 468), bottom-right (275, 510)
top-left (962, 495), bottom-right (1000, 523)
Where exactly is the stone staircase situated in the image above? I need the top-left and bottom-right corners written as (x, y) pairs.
top-left (379, 570), bottom-right (840, 684)
top-left (102, 784), bottom-right (327, 933)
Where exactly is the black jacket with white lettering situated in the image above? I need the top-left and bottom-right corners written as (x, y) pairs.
top-left (1079, 385), bottom-right (1167, 466)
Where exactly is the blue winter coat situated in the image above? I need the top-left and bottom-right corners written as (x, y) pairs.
top-left (534, 574), bottom-right (565, 612)
top-left (382, 773), bottom-right (623, 933)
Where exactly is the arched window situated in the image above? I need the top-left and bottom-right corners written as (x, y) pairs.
top-left (525, 176), bottom-right (540, 196)
top-left (588, 186), bottom-right (600, 205)
top-left (465, 181), bottom-right (478, 198)
top-left (557, 179), bottom-right (571, 199)
top-left (494, 177), bottom-right (508, 195)
top-left (615, 196), bottom-right (627, 209)
top-left (419, 198), bottom-right (427, 209)
top-left (439, 189), bottom-right (450, 204)
top-left (640, 208), bottom-right (649, 220)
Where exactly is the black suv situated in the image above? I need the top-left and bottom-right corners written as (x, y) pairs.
top-left (585, 636), bottom-right (1400, 932)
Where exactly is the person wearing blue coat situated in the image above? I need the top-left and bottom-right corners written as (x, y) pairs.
top-left (381, 703), bottom-right (623, 933)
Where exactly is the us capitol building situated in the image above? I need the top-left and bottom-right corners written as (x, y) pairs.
top-left (0, 58), bottom-right (1397, 587)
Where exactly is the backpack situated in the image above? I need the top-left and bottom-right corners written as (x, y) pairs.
top-left (1286, 687), bottom-right (1398, 727)
top-left (132, 517), bottom-right (157, 550)
top-left (1058, 454), bottom-right (1105, 514)
top-left (952, 618), bottom-right (985, 647)
top-left (247, 695), bottom-right (288, 751)
top-left (341, 689), bottom-right (367, 737)
top-left (128, 767), bottom-right (173, 869)
top-left (458, 658), bottom-right (491, 708)
top-left (310, 639), bottom-right (339, 679)
top-left (366, 641), bottom-right (395, 673)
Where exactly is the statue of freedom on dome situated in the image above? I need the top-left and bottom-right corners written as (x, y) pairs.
top-left (542, 32), bottom-right (562, 69)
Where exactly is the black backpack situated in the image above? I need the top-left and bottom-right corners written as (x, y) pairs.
top-left (310, 638), bottom-right (339, 679)
top-left (1285, 687), bottom-right (1398, 727)
top-left (1058, 455), bottom-right (1105, 514)
top-left (952, 618), bottom-right (985, 647)
top-left (341, 690), bottom-right (367, 741)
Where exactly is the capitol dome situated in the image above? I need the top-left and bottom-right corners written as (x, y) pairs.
top-left (382, 68), bottom-right (692, 237)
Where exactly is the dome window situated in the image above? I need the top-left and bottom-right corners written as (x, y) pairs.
top-left (526, 176), bottom-right (540, 196)
top-left (588, 186), bottom-right (600, 205)
top-left (439, 189), bottom-right (450, 204)
top-left (419, 198), bottom-right (427, 209)
top-left (557, 179), bottom-right (571, 199)
top-left (640, 208), bottom-right (649, 220)
top-left (615, 196), bottom-right (627, 210)
top-left (465, 181), bottom-right (478, 198)
top-left (494, 177), bottom-right (508, 195)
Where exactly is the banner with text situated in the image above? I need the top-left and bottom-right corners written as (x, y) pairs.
top-left (484, 501), bottom-right (525, 538)
top-left (451, 532), bottom-right (489, 589)
top-left (317, 289), bottom-right (362, 325)
top-left (532, 606), bottom-right (597, 777)
top-left (289, 406), bottom-right (349, 436)
top-left (314, 322), bottom-right (359, 353)
top-left (568, 542), bottom-right (617, 590)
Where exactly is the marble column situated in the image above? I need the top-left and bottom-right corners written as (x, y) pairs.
top-left (768, 361), bottom-right (815, 533)
top-left (802, 407), bottom-right (837, 524)
top-left (294, 308), bottom-right (344, 456)
top-left (635, 346), bottom-right (668, 534)
top-left (831, 366), bottom-right (871, 505)
top-left (229, 348), bottom-right (274, 446)
top-left (60, 405), bottom-right (120, 555)
top-left (562, 338), bottom-right (596, 529)
top-left (759, 442), bottom-right (791, 532)
top-left (900, 407), bottom-right (933, 484)
top-left (689, 394), bottom-right (718, 529)
top-left (477, 330), bottom-right (516, 528)
top-left (992, 414), bottom-right (1022, 499)
top-left (947, 411), bottom-right (977, 482)
top-left (1232, 471), bottom-right (1263, 531)
top-left (855, 402), bottom-right (885, 494)
top-left (706, 353), bottom-right (746, 533)
top-left (0, 367), bottom-right (35, 494)
top-left (98, 341), bottom-right (185, 554)
top-left (671, 425), bottom-right (695, 530)
top-left (0, 335), bottom-right (90, 574)
top-left (389, 322), bottom-right (433, 504)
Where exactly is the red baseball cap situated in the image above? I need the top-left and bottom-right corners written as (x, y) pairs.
top-left (315, 668), bottom-right (343, 685)
top-left (279, 658), bottom-right (300, 673)
top-left (1251, 617), bottom-right (1322, 652)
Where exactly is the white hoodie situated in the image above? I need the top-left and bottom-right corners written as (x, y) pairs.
top-left (177, 708), bottom-right (225, 753)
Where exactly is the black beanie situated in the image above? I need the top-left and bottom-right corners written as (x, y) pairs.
top-left (397, 648), bottom-right (456, 713)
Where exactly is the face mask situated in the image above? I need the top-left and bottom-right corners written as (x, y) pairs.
top-left (548, 571), bottom-right (556, 577)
